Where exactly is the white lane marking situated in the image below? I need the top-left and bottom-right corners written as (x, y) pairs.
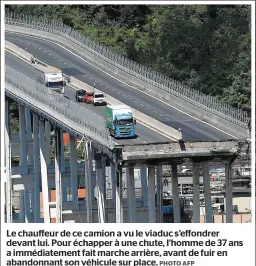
top-left (134, 100), bottom-right (138, 103)
top-left (58, 59), bottom-right (60, 61)
top-left (101, 84), bottom-right (103, 86)
top-left (69, 65), bottom-right (72, 67)
top-left (166, 117), bottom-right (169, 120)
top-left (117, 91), bottom-right (120, 94)
top-left (137, 137), bottom-right (140, 139)
top-left (16, 34), bottom-right (238, 139)
top-left (143, 141), bottom-right (147, 143)
top-left (148, 107), bottom-right (150, 110)
top-left (64, 62), bottom-right (66, 64)
top-left (153, 110), bottom-right (156, 113)
top-left (123, 94), bottom-right (125, 97)
top-left (160, 114), bottom-right (163, 116)
top-left (53, 56), bottom-right (56, 58)
top-left (90, 77), bottom-right (92, 79)
top-left (44, 50), bottom-right (46, 52)
top-left (140, 104), bottom-right (144, 106)
top-left (27, 42), bottom-right (30, 44)
top-left (49, 53), bottom-right (51, 55)
top-left (129, 97), bottom-right (132, 100)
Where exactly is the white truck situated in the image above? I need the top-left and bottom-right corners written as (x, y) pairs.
top-left (35, 64), bottom-right (65, 94)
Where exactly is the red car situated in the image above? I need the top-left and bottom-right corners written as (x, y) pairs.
top-left (84, 92), bottom-right (94, 103)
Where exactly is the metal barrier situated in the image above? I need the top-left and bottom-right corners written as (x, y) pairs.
top-left (5, 13), bottom-right (249, 130)
top-left (5, 65), bottom-right (113, 149)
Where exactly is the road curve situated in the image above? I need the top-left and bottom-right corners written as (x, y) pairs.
top-left (6, 32), bottom-right (233, 141)
top-left (5, 51), bottom-right (171, 145)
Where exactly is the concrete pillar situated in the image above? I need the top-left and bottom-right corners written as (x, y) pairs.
top-left (60, 131), bottom-right (65, 173)
top-left (126, 166), bottom-right (137, 223)
top-left (88, 142), bottom-right (95, 201)
top-left (19, 104), bottom-right (28, 174)
top-left (55, 128), bottom-right (63, 223)
top-left (25, 106), bottom-right (33, 165)
top-left (85, 141), bottom-right (93, 223)
top-left (33, 113), bottom-right (41, 222)
top-left (140, 166), bottom-right (148, 207)
top-left (156, 165), bottom-right (163, 223)
top-left (148, 166), bottom-right (156, 223)
top-left (95, 155), bottom-right (105, 223)
top-left (70, 135), bottom-right (78, 211)
top-left (116, 166), bottom-right (123, 223)
top-left (24, 190), bottom-right (32, 223)
top-left (101, 156), bottom-right (107, 222)
top-left (193, 162), bottom-right (200, 223)
top-left (19, 190), bottom-right (25, 221)
top-left (39, 119), bottom-right (50, 223)
top-left (171, 164), bottom-right (181, 223)
top-left (225, 162), bottom-right (233, 223)
top-left (110, 161), bottom-right (116, 203)
top-left (5, 98), bottom-right (12, 223)
top-left (203, 164), bottom-right (213, 223)
top-left (44, 120), bottom-right (51, 165)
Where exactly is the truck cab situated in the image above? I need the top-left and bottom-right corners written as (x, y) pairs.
top-left (105, 105), bottom-right (136, 138)
top-left (93, 93), bottom-right (107, 106)
top-left (85, 92), bottom-right (94, 104)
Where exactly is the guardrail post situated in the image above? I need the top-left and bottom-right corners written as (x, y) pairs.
top-left (95, 153), bottom-right (105, 223)
top-left (148, 166), bottom-right (156, 223)
top-left (203, 164), bottom-right (213, 223)
top-left (70, 134), bottom-right (78, 211)
top-left (19, 103), bottom-right (28, 174)
top-left (171, 164), bottom-right (181, 223)
top-left (39, 119), bottom-right (50, 223)
top-left (85, 141), bottom-right (93, 223)
top-left (225, 162), bottom-right (233, 223)
top-left (5, 98), bottom-right (12, 223)
top-left (116, 166), bottom-right (123, 223)
top-left (33, 113), bottom-right (41, 222)
top-left (55, 128), bottom-right (63, 223)
top-left (156, 165), bottom-right (163, 223)
top-left (126, 165), bottom-right (137, 223)
top-left (192, 162), bottom-right (200, 223)
top-left (140, 166), bottom-right (148, 207)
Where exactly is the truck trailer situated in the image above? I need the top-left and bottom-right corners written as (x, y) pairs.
top-left (35, 64), bottom-right (65, 94)
top-left (105, 105), bottom-right (136, 138)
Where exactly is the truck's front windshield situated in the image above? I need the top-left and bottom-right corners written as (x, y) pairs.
top-left (48, 81), bottom-right (64, 88)
top-left (117, 118), bottom-right (133, 126)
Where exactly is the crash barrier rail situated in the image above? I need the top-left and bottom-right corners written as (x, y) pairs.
top-left (5, 65), bottom-right (113, 149)
top-left (5, 13), bottom-right (249, 137)
top-left (5, 40), bottom-right (182, 141)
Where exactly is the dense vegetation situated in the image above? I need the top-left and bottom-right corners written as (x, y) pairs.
top-left (6, 4), bottom-right (251, 111)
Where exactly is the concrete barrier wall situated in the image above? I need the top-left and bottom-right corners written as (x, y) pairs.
top-left (6, 41), bottom-right (182, 141)
top-left (5, 25), bottom-right (248, 138)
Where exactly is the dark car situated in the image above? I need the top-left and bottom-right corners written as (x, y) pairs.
top-left (75, 89), bottom-right (86, 102)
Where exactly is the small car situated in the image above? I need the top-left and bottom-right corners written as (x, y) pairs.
top-left (93, 93), bottom-right (107, 106)
top-left (75, 89), bottom-right (86, 102)
top-left (85, 92), bottom-right (94, 104)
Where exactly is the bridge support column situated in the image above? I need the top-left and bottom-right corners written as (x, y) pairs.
top-left (110, 161), bottom-right (116, 204)
top-left (101, 156), bottom-right (107, 222)
top-left (24, 190), bottom-right (32, 223)
top-left (44, 121), bottom-right (51, 165)
top-left (89, 142), bottom-right (95, 201)
top-left (116, 167), bottom-right (123, 223)
top-left (19, 190), bottom-right (25, 221)
top-left (19, 104), bottom-right (28, 174)
top-left (171, 164), bottom-right (181, 223)
top-left (25, 106), bottom-right (33, 165)
top-left (33, 113), bottom-right (41, 222)
top-left (127, 166), bottom-right (137, 223)
top-left (70, 135), bottom-right (78, 211)
top-left (95, 154), bottom-right (105, 223)
top-left (203, 164), bottom-right (213, 223)
top-left (39, 119), bottom-right (50, 223)
top-left (85, 141), bottom-right (93, 223)
top-left (148, 166), bottom-right (156, 223)
top-left (55, 128), bottom-right (63, 223)
top-left (156, 165), bottom-right (163, 223)
top-left (192, 162), bottom-right (200, 223)
top-left (60, 132), bottom-right (65, 173)
top-left (225, 162), bottom-right (233, 223)
top-left (140, 166), bottom-right (148, 207)
top-left (5, 98), bottom-right (12, 223)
